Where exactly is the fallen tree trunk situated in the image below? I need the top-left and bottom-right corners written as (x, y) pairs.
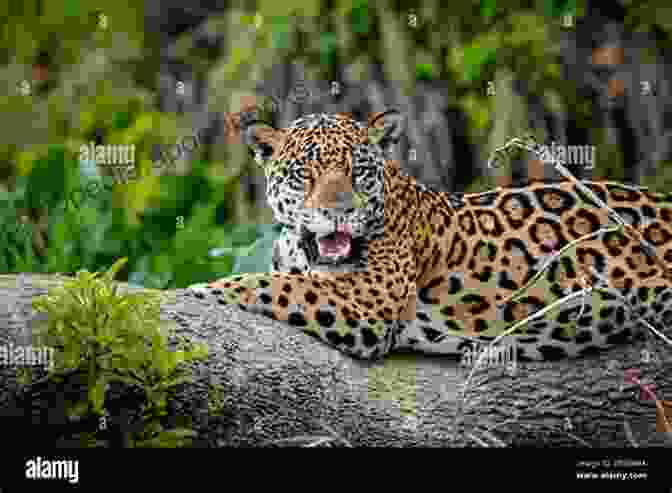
top-left (0, 273), bottom-right (669, 447)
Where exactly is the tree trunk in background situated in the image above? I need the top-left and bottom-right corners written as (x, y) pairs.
top-left (148, 2), bottom-right (672, 198)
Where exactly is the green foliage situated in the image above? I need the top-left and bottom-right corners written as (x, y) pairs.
top-left (349, 0), bottom-right (370, 34)
top-left (591, 139), bottom-right (626, 183)
top-left (480, 0), bottom-right (497, 21)
top-left (257, 0), bottom-right (320, 19)
top-left (0, 136), bottom-right (258, 288)
top-left (269, 16), bottom-right (293, 50)
top-left (459, 91), bottom-right (493, 136)
top-left (24, 145), bottom-right (74, 211)
top-left (641, 161), bottom-right (672, 193)
top-left (0, 177), bottom-right (37, 273)
top-left (0, 12), bottom-right (266, 285)
top-left (30, 258), bottom-right (209, 447)
top-left (3, 0), bottom-right (145, 69)
top-left (415, 63), bottom-right (436, 81)
top-left (461, 43), bottom-right (498, 83)
top-left (132, 426), bottom-right (199, 448)
top-left (624, 1), bottom-right (672, 33)
top-left (111, 111), bottom-right (131, 131)
top-left (318, 32), bottom-right (338, 67)
top-left (543, 0), bottom-right (576, 18)
top-left (63, 0), bottom-right (82, 18)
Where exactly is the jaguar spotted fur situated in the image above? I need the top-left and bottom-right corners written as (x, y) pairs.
top-left (187, 110), bottom-right (672, 362)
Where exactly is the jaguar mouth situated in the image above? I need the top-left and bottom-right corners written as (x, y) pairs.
top-left (299, 224), bottom-right (365, 266)
top-left (317, 223), bottom-right (353, 259)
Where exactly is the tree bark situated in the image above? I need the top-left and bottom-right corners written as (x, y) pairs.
top-left (0, 273), bottom-right (669, 447)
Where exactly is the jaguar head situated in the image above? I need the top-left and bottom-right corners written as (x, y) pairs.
top-left (241, 109), bottom-right (404, 269)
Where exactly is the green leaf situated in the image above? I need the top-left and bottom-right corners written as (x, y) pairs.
top-left (318, 32), bottom-right (338, 66)
top-left (350, 0), bottom-right (369, 34)
top-left (160, 428), bottom-right (198, 439)
top-left (62, 345), bottom-right (82, 369)
top-left (155, 374), bottom-right (193, 390)
top-left (89, 376), bottom-right (108, 414)
top-left (462, 44), bottom-right (498, 82)
top-left (133, 427), bottom-right (197, 448)
top-left (63, 0), bottom-right (81, 18)
top-left (66, 400), bottom-right (90, 420)
top-left (544, 0), bottom-right (576, 18)
top-left (111, 111), bottom-right (131, 130)
top-left (270, 17), bottom-right (292, 50)
top-left (146, 392), bottom-right (167, 413)
top-left (112, 372), bottom-right (146, 388)
top-left (259, 0), bottom-right (320, 19)
top-left (415, 63), bottom-right (435, 81)
top-left (103, 257), bottom-right (128, 283)
top-left (480, 0), bottom-right (497, 21)
top-left (137, 420), bottom-right (163, 439)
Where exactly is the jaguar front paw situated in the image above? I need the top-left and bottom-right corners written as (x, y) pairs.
top-left (187, 274), bottom-right (273, 306)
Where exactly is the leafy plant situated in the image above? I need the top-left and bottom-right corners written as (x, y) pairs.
top-left (1, 135), bottom-right (258, 288)
top-left (0, 177), bottom-right (37, 273)
top-left (30, 258), bottom-right (209, 447)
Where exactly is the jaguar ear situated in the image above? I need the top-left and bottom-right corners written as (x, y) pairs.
top-left (240, 110), bottom-right (282, 167)
top-left (368, 110), bottom-right (405, 151)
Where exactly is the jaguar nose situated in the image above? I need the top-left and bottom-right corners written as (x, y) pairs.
top-left (311, 191), bottom-right (354, 211)
top-left (304, 171), bottom-right (353, 209)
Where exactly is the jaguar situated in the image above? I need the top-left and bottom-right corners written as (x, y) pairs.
top-left (187, 109), bottom-right (672, 362)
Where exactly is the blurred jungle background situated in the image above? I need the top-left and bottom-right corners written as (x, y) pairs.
top-left (1, 0), bottom-right (672, 288)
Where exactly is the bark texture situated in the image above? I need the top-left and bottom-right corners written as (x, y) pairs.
top-left (0, 274), bottom-right (670, 447)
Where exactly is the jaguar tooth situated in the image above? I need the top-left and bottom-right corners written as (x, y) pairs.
top-left (336, 223), bottom-right (353, 235)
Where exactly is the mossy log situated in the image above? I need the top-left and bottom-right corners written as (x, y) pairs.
top-left (0, 273), bottom-right (669, 447)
